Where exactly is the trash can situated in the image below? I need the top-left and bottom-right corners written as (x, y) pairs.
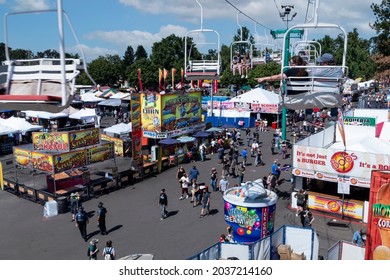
top-left (272, 121), bottom-right (278, 129)
top-left (57, 196), bottom-right (68, 214)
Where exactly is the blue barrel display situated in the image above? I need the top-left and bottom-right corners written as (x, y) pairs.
top-left (223, 180), bottom-right (277, 243)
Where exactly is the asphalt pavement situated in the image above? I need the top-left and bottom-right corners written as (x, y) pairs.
top-left (0, 124), bottom-right (366, 260)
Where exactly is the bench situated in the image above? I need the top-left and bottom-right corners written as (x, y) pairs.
top-left (0, 58), bottom-right (81, 112)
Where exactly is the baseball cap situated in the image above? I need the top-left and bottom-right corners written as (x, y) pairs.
top-left (161, 188), bottom-right (165, 192)
top-left (316, 53), bottom-right (334, 63)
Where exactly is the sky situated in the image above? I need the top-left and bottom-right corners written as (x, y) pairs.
top-left (0, 0), bottom-right (383, 62)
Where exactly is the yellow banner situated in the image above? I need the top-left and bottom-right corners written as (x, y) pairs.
top-left (32, 132), bottom-right (69, 151)
top-left (31, 152), bottom-right (54, 173)
top-left (0, 162), bottom-right (3, 190)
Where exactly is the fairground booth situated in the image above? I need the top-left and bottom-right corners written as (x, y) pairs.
top-left (205, 88), bottom-right (282, 128)
top-left (138, 91), bottom-right (205, 172)
top-left (291, 116), bottom-right (390, 223)
top-left (13, 127), bottom-right (115, 198)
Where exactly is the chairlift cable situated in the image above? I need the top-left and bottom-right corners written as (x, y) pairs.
top-left (224, 0), bottom-right (271, 31)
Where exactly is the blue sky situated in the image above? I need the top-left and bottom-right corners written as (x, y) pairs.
top-left (0, 0), bottom-right (382, 62)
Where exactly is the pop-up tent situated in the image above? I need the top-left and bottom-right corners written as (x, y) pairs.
top-left (103, 122), bottom-right (132, 136)
top-left (229, 88), bottom-right (280, 114)
top-left (0, 116), bottom-right (43, 133)
top-left (69, 108), bottom-right (97, 123)
top-left (0, 124), bottom-right (19, 135)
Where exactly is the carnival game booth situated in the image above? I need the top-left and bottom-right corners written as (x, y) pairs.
top-left (291, 124), bottom-right (390, 222)
top-left (13, 127), bottom-right (115, 200)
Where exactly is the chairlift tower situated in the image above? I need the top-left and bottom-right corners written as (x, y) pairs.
top-left (270, 5), bottom-right (303, 141)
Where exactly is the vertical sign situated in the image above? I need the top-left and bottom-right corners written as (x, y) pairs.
top-left (130, 92), bottom-right (143, 169)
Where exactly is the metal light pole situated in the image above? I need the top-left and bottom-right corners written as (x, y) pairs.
top-left (279, 5), bottom-right (297, 141)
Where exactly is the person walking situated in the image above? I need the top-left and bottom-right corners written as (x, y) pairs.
top-left (237, 163), bottom-right (245, 185)
top-left (189, 165), bottom-right (200, 184)
top-left (271, 138), bottom-right (276, 155)
top-left (176, 166), bottom-right (186, 188)
top-left (294, 189), bottom-right (307, 216)
top-left (75, 206), bottom-right (89, 241)
top-left (179, 173), bottom-right (190, 199)
top-left (200, 189), bottom-right (211, 218)
top-left (97, 202), bottom-right (108, 235)
top-left (230, 157), bottom-right (237, 178)
top-left (69, 192), bottom-right (80, 222)
top-left (102, 240), bottom-right (116, 260)
top-left (87, 238), bottom-right (99, 260)
top-left (241, 147), bottom-right (248, 167)
top-left (159, 188), bottom-right (168, 220)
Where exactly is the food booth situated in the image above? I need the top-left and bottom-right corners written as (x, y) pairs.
top-left (139, 91), bottom-right (205, 171)
top-left (14, 127), bottom-right (115, 196)
top-left (291, 125), bottom-right (390, 222)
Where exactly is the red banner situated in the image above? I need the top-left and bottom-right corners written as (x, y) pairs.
top-left (366, 171), bottom-right (390, 260)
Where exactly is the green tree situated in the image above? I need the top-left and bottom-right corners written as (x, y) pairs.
top-left (135, 45), bottom-right (148, 61)
top-left (87, 55), bottom-right (123, 86)
top-left (370, 0), bottom-right (390, 56)
top-left (9, 48), bottom-right (33, 60)
top-left (125, 58), bottom-right (158, 90)
top-left (150, 34), bottom-right (186, 70)
top-left (123, 46), bottom-right (135, 66)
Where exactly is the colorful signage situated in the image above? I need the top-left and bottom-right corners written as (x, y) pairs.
top-left (343, 116), bottom-right (376, 126)
top-left (251, 103), bottom-right (279, 114)
top-left (31, 152), bottom-right (54, 173)
top-left (307, 193), bottom-right (363, 220)
top-left (101, 134), bottom-right (124, 157)
top-left (32, 132), bottom-right (69, 151)
top-left (224, 202), bottom-right (276, 243)
top-left (53, 150), bottom-right (87, 173)
top-left (14, 147), bottom-right (32, 167)
top-left (365, 171), bottom-right (390, 260)
top-left (293, 145), bottom-right (390, 186)
top-left (131, 92), bottom-right (143, 168)
top-left (87, 143), bottom-right (114, 164)
top-left (69, 128), bottom-right (99, 150)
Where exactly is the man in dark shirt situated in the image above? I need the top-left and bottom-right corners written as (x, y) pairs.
top-left (159, 189), bottom-right (168, 220)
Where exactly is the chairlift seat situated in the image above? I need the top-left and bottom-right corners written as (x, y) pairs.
top-left (282, 68), bottom-right (346, 110)
top-left (185, 60), bottom-right (220, 80)
top-left (0, 58), bottom-right (80, 112)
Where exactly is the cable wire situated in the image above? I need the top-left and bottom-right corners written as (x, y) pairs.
top-left (224, 0), bottom-right (272, 31)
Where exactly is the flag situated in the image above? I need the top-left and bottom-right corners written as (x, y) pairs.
top-left (163, 68), bottom-right (169, 80)
top-left (137, 68), bottom-right (143, 92)
top-left (197, 79), bottom-right (202, 88)
top-left (337, 108), bottom-right (346, 148)
top-left (158, 68), bottom-right (163, 91)
top-left (172, 68), bottom-right (177, 90)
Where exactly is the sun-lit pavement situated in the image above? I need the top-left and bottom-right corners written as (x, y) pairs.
top-left (0, 123), bottom-right (365, 260)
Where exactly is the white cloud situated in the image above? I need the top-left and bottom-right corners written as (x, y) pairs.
top-left (68, 44), bottom-right (119, 63)
top-left (13, 0), bottom-right (50, 11)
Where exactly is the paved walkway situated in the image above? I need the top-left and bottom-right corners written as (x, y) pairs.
top-left (0, 125), bottom-right (366, 260)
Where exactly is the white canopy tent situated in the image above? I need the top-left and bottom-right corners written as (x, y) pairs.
top-left (229, 88), bottom-right (280, 104)
top-left (103, 122), bottom-right (132, 137)
top-left (22, 110), bottom-right (69, 119)
top-left (80, 91), bottom-right (105, 102)
top-left (98, 98), bottom-right (122, 107)
top-left (110, 92), bottom-right (130, 99)
top-left (0, 116), bottom-right (43, 132)
top-left (0, 124), bottom-right (19, 135)
top-left (69, 108), bottom-right (97, 123)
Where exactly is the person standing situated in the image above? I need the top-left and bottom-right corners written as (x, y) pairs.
top-left (102, 240), bottom-right (116, 260)
top-left (200, 189), bottom-right (211, 218)
top-left (230, 157), bottom-right (237, 178)
top-left (304, 211), bottom-right (314, 228)
top-left (97, 202), bottom-right (107, 235)
top-left (158, 189), bottom-right (168, 220)
top-left (237, 163), bottom-right (245, 186)
top-left (352, 229), bottom-right (365, 246)
top-left (210, 167), bottom-right (218, 192)
top-left (294, 189), bottom-right (307, 216)
top-left (219, 176), bottom-right (229, 193)
top-left (271, 138), bottom-right (276, 155)
top-left (75, 206), bottom-right (89, 241)
top-left (88, 239), bottom-right (99, 260)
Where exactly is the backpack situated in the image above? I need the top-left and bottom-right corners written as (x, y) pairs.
top-left (104, 247), bottom-right (113, 260)
top-left (75, 211), bottom-right (85, 222)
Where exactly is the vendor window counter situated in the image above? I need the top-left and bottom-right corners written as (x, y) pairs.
top-left (307, 191), bottom-right (364, 221)
top-left (142, 161), bottom-right (158, 179)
